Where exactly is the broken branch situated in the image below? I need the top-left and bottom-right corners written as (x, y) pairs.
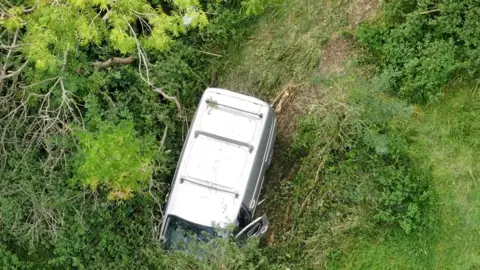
top-left (420, 9), bottom-right (440, 15)
top-left (3, 61), bottom-right (28, 80)
top-left (160, 126), bottom-right (168, 148)
top-left (196, 49), bottom-right (222, 57)
top-left (153, 88), bottom-right (182, 114)
top-left (0, 43), bottom-right (21, 50)
top-left (1, 29), bottom-right (19, 77)
top-left (93, 56), bottom-right (134, 69)
top-left (23, 3), bottom-right (37, 13)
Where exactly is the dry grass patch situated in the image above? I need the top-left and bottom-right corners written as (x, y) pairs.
top-left (347, 0), bottom-right (381, 28)
top-left (319, 34), bottom-right (355, 77)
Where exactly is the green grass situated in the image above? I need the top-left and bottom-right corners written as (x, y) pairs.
top-left (338, 87), bottom-right (480, 269)
top-left (218, 0), bottom-right (350, 100)
top-left (415, 87), bottom-right (480, 269)
top-left (219, 0), bottom-right (480, 269)
top-left (217, 3), bottom-right (358, 261)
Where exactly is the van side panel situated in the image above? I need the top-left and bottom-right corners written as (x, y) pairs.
top-left (243, 107), bottom-right (275, 211)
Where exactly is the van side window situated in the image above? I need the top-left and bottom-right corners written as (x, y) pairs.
top-left (237, 204), bottom-right (252, 229)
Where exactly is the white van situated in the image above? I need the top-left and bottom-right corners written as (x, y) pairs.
top-left (160, 88), bottom-right (276, 250)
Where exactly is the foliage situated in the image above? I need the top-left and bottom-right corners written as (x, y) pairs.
top-left (240, 0), bottom-right (282, 16)
top-left (295, 85), bottom-right (432, 229)
top-left (329, 148), bottom-right (432, 233)
top-left (266, 81), bottom-right (433, 268)
top-left (338, 86), bottom-right (480, 270)
top-left (45, 193), bottom-right (271, 269)
top-left (0, 244), bottom-right (23, 269)
top-left (158, 237), bottom-right (273, 270)
top-left (0, 0), bottom-right (269, 267)
top-left (356, 0), bottom-right (480, 103)
top-left (74, 110), bottom-right (157, 200)
top-left (1, 0), bottom-right (209, 70)
top-left (6, 0), bottom-right (474, 268)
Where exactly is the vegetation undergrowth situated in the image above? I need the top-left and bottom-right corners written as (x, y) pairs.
top-left (356, 0), bottom-right (480, 103)
top-left (338, 85), bottom-right (480, 269)
top-left (217, 0), bottom-right (479, 269)
top-left (263, 75), bottom-right (434, 268)
top-left (0, 0), bottom-right (275, 268)
top-left (1, 0), bottom-right (479, 268)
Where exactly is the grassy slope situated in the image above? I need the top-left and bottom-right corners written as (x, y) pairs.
top-left (218, 0), bottom-right (350, 100)
top-left (418, 88), bottom-right (480, 268)
top-left (341, 88), bottom-right (480, 269)
top-left (219, 0), bottom-right (480, 269)
top-left (218, 0), bottom-right (362, 249)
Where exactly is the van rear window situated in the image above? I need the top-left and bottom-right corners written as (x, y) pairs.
top-left (164, 215), bottom-right (216, 251)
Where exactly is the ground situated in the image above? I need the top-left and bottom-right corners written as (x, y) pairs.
top-left (347, 0), bottom-right (381, 28)
top-left (219, 0), bottom-right (480, 268)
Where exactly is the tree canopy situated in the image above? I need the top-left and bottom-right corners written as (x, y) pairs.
top-left (0, 0), bottom-right (267, 267)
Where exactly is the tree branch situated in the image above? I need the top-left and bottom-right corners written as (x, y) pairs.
top-left (196, 49), bottom-right (222, 57)
top-left (3, 61), bottom-right (28, 80)
top-left (153, 88), bottom-right (182, 114)
top-left (61, 50), bottom-right (68, 72)
top-left (0, 29), bottom-right (20, 86)
top-left (1, 29), bottom-right (19, 76)
top-left (93, 56), bottom-right (134, 69)
top-left (420, 9), bottom-right (440, 15)
top-left (101, 8), bottom-right (111, 21)
top-left (160, 126), bottom-right (168, 148)
top-left (23, 2), bottom-right (37, 13)
top-left (123, 19), bottom-right (183, 116)
top-left (0, 43), bottom-right (21, 50)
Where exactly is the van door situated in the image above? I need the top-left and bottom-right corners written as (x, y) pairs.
top-left (237, 204), bottom-right (252, 229)
top-left (235, 215), bottom-right (269, 241)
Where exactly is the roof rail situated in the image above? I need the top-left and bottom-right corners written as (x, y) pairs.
top-left (180, 176), bottom-right (239, 198)
top-left (206, 99), bottom-right (263, 119)
top-left (194, 130), bottom-right (254, 153)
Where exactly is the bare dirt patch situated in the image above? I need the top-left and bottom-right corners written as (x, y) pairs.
top-left (319, 34), bottom-right (354, 77)
top-left (271, 83), bottom-right (325, 140)
top-left (271, 35), bottom-right (355, 144)
top-left (347, 0), bottom-right (381, 28)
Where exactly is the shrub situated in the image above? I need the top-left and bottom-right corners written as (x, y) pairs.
top-left (356, 0), bottom-right (480, 103)
top-left (291, 85), bottom-right (432, 235)
top-left (372, 162), bottom-right (431, 233)
top-left (74, 119), bottom-right (156, 200)
top-left (0, 244), bottom-right (23, 269)
top-left (328, 147), bottom-right (432, 234)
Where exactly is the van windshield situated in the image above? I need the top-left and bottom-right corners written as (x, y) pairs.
top-left (164, 215), bottom-right (216, 251)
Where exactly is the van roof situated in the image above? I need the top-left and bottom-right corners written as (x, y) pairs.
top-left (164, 88), bottom-right (272, 228)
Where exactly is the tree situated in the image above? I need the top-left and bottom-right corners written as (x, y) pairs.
top-left (0, 0), bottom-right (267, 266)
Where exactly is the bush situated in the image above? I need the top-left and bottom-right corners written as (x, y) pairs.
top-left (265, 82), bottom-right (433, 267)
top-left (0, 244), bottom-right (23, 269)
top-left (74, 117), bottom-right (156, 200)
top-left (327, 147), bottom-right (432, 234)
top-left (290, 84), bottom-right (431, 244)
top-left (356, 0), bottom-right (480, 103)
